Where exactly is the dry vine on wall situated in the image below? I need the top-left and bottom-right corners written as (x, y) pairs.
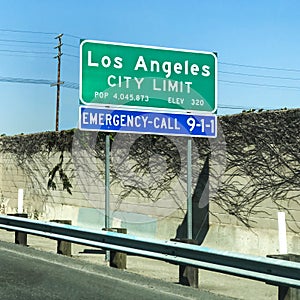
top-left (0, 130), bottom-right (75, 216)
top-left (215, 109), bottom-right (300, 230)
top-left (0, 109), bottom-right (299, 232)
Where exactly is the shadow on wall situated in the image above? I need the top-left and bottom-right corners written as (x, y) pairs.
top-left (77, 155), bottom-right (209, 242)
top-left (175, 155), bottom-right (209, 245)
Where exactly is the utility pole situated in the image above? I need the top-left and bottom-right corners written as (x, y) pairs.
top-left (51, 33), bottom-right (64, 131)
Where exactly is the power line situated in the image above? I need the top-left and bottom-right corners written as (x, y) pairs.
top-left (1, 29), bottom-right (300, 107)
top-left (0, 76), bottom-right (290, 112)
top-left (0, 76), bottom-right (52, 84)
top-left (64, 33), bottom-right (82, 39)
top-left (218, 104), bottom-right (267, 110)
top-left (0, 49), bottom-right (55, 55)
top-left (0, 76), bottom-right (259, 110)
top-left (64, 43), bottom-right (79, 48)
top-left (0, 28), bottom-right (57, 35)
top-left (1, 28), bottom-right (300, 74)
top-left (1, 75), bottom-right (300, 94)
top-left (219, 70), bottom-right (300, 81)
top-left (0, 46), bottom-right (76, 58)
top-left (0, 27), bottom-right (299, 73)
top-left (219, 79), bottom-right (300, 90)
top-left (6, 34), bottom-right (77, 48)
top-left (219, 61), bottom-right (300, 73)
top-left (0, 45), bottom-right (77, 58)
top-left (0, 42), bottom-right (52, 50)
top-left (0, 38), bottom-right (54, 45)
top-left (64, 53), bottom-right (79, 58)
top-left (0, 76), bottom-right (78, 89)
top-left (0, 52), bottom-right (53, 59)
top-left (0, 47), bottom-right (77, 58)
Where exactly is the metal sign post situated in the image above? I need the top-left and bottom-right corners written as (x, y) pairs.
top-left (187, 137), bottom-right (192, 239)
top-left (105, 133), bottom-right (110, 261)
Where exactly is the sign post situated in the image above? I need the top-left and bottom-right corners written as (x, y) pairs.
top-left (105, 133), bottom-right (110, 261)
top-left (79, 40), bottom-right (217, 242)
top-left (187, 138), bottom-right (193, 239)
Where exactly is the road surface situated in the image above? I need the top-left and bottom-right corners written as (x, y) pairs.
top-left (0, 240), bottom-right (235, 300)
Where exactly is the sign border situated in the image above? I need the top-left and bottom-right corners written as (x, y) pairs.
top-left (79, 105), bottom-right (217, 138)
top-left (79, 40), bottom-right (218, 114)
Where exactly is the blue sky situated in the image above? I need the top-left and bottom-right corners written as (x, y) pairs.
top-left (0, 0), bottom-right (299, 135)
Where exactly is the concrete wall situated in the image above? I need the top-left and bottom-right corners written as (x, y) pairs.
top-left (0, 145), bottom-right (189, 241)
top-left (0, 109), bottom-right (299, 256)
top-left (205, 109), bottom-right (300, 256)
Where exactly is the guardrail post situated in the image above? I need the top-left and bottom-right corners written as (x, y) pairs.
top-left (172, 238), bottom-right (199, 288)
top-left (103, 228), bottom-right (127, 269)
top-left (8, 213), bottom-right (28, 246)
top-left (267, 254), bottom-right (300, 300)
top-left (50, 220), bottom-right (72, 256)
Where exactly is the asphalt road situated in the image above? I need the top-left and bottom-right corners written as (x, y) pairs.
top-left (0, 240), bottom-right (236, 300)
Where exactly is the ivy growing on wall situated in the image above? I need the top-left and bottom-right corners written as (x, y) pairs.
top-left (217, 109), bottom-right (300, 230)
top-left (0, 129), bottom-right (75, 195)
top-left (0, 109), bottom-right (299, 231)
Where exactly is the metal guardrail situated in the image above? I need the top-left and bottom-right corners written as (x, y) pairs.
top-left (0, 214), bottom-right (300, 288)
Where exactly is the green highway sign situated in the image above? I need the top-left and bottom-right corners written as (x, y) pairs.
top-left (80, 40), bottom-right (217, 113)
